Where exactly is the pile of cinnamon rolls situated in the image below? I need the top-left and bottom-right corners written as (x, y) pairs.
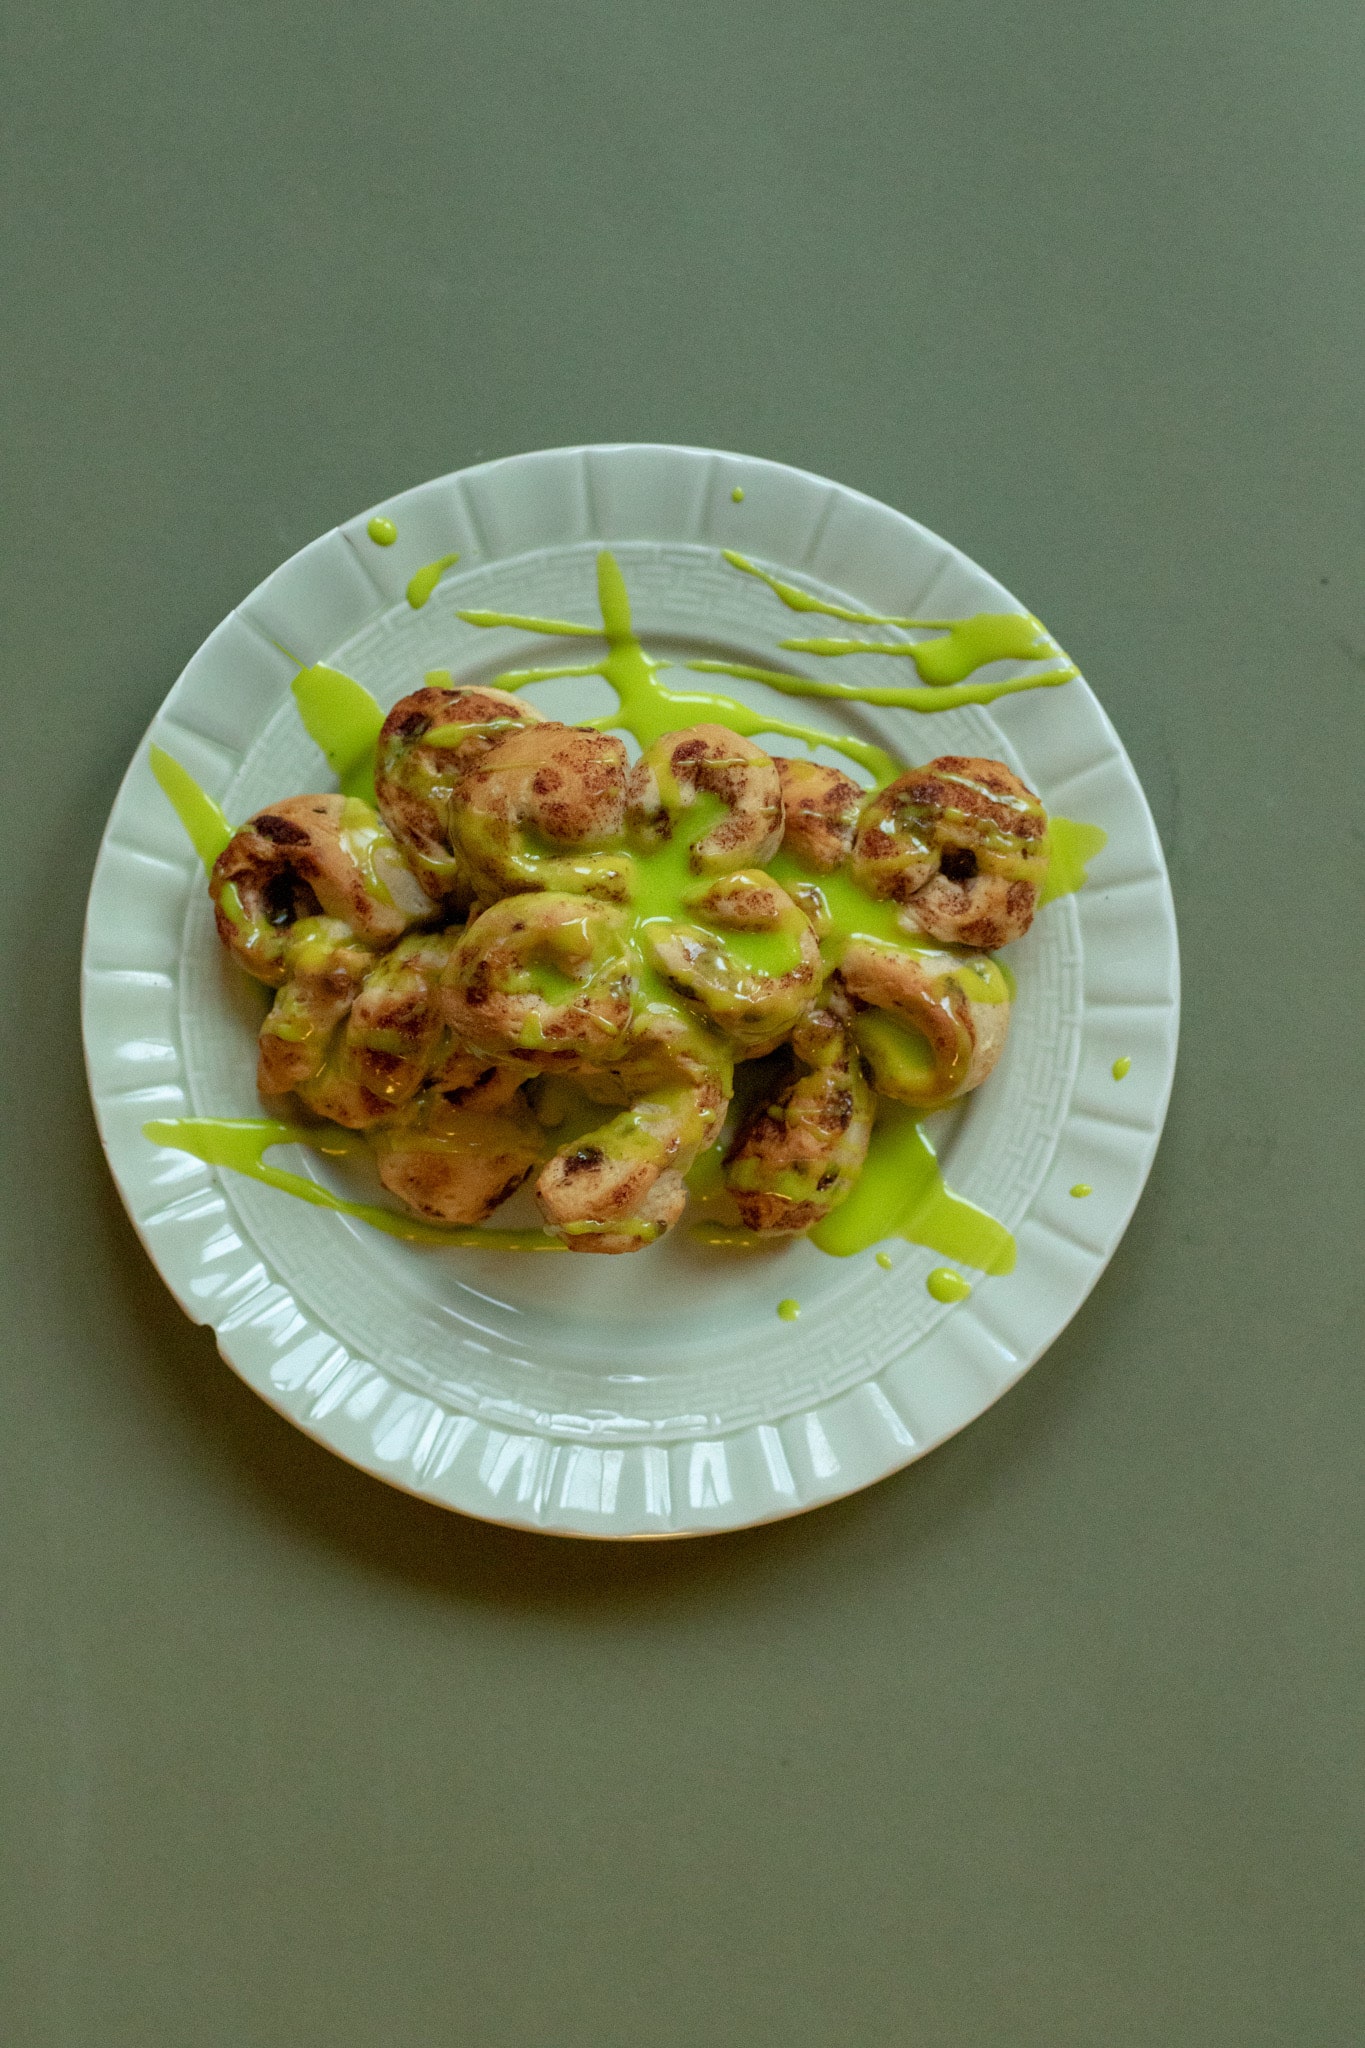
top-left (209, 681), bottom-right (1048, 1252)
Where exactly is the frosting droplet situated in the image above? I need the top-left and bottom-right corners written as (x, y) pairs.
top-left (875, 1251), bottom-right (893, 1270)
top-left (1070, 1183), bottom-right (1093, 1198)
top-left (731, 486), bottom-right (745, 503)
top-left (777, 1298), bottom-right (800, 1321)
top-left (926, 1267), bottom-right (972, 1304)
top-left (148, 747), bottom-right (233, 872)
top-left (1112, 1056), bottom-right (1132, 1080)
top-left (366, 515), bottom-right (398, 546)
top-left (407, 552), bottom-right (461, 609)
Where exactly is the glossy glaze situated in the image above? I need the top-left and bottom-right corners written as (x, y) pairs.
top-left (143, 1117), bottom-right (563, 1250)
top-left (291, 664), bottom-right (386, 804)
top-left (406, 553), bottom-right (461, 609)
top-left (147, 548), bottom-right (1105, 1266)
top-left (149, 746), bottom-right (232, 871)
top-left (809, 1102), bottom-right (1016, 1271)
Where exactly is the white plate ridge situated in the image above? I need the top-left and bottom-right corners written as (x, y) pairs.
top-left (82, 445), bottom-right (1179, 1536)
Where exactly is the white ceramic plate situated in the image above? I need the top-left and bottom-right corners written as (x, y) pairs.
top-left (82, 445), bottom-right (1178, 1537)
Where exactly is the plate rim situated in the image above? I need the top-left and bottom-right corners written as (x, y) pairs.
top-left (81, 442), bottom-right (1180, 1538)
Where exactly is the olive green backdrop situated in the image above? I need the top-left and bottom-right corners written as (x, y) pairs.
top-left (2, 3), bottom-right (1361, 2043)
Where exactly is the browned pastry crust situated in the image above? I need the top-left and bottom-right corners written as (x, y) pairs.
top-left (724, 989), bottom-right (874, 1233)
top-left (375, 684), bottom-right (545, 906)
top-left (450, 724), bottom-right (633, 900)
top-left (441, 893), bottom-right (635, 1070)
top-left (627, 724), bottom-right (783, 873)
top-left (775, 757), bottom-right (863, 872)
top-left (838, 944), bottom-right (1009, 1109)
top-left (851, 754), bottom-right (1048, 948)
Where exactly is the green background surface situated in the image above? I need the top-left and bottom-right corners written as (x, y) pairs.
top-left (3, 3), bottom-right (1361, 2042)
